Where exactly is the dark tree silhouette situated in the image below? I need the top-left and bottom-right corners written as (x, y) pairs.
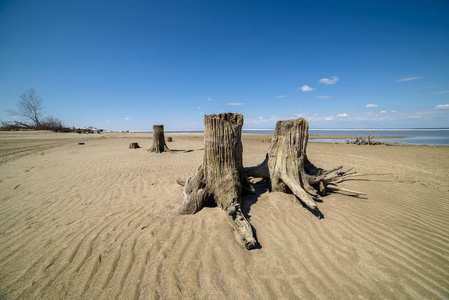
top-left (11, 89), bottom-right (44, 128)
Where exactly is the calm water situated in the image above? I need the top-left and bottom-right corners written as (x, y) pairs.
top-left (241, 129), bottom-right (449, 146)
top-left (314, 129), bottom-right (449, 146)
top-left (158, 129), bottom-right (449, 146)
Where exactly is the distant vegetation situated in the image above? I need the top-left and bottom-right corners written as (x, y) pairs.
top-left (1, 88), bottom-right (71, 132)
top-left (345, 133), bottom-right (391, 146)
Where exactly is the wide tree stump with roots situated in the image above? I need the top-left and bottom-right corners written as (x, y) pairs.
top-left (246, 118), bottom-right (364, 213)
top-left (179, 113), bottom-right (257, 249)
top-left (150, 125), bottom-right (170, 153)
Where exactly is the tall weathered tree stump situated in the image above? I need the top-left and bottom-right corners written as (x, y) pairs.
top-left (179, 113), bottom-right (257, 249)
top-left (246, 118), bottom-right (364, 212)
top-left (150, 125), bottom-right (170, 153)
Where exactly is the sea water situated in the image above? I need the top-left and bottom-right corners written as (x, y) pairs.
top-left (156, 129), bottom-right (449, 146)
top-left (244, 129), bottom-right (449, 146)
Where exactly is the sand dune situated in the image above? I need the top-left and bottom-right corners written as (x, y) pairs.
top-left (0, 131), bottom-right (448, 299)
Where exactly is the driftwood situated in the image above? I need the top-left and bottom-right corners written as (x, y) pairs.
top-left (150, 125), bottom-right (170, 153)
top-left (246, 118), bottom-right (365, 213)
top-left (129, 142), bottom-right (140, 149)
top-left (345, 135), bottom-right (390, 145)
top-left (179, 113), bottom-right (257, 249)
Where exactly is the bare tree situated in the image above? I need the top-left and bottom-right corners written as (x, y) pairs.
top-left (10, 89), bottom-right (43, 128)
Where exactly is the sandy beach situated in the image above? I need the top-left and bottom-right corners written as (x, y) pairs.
top-left (0, 131), bottom-right (448, 299)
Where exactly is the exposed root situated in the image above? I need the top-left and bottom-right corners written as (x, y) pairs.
top-left (179, 168), bottom-right (209, 215)
top-left (281, 172), bottom-right (318, 210)
top-left (245, 155), bottom-right (269, 178)
top-left (325, 183), bottom-right (366, 196)
top-left (226, 204), bottom-right (257, 249)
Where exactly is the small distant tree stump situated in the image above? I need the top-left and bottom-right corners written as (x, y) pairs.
top-left (150, 125), bottom-right (170, 153)
top-left (246, 118), bottom-right (364, 212)
top-left (129, 142), bottom-right (140, 149)
top-left (179, 113), bottom-right (257, 249)
top-left (166, 137), bottom-right (173, 142)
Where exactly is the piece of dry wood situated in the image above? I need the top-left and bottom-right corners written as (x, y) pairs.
top-left (179, 113), bottom-right (256, 249)
top-left (150, 125), bottom-right (170, 153)
top-left (129, 142), bottom-right (140, 149)
top-left (245, 118), bottom-right (365, 213)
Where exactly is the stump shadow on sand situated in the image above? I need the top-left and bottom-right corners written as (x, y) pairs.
top-left (242, 178), bottom-right (325, 222)
top-left (240, 174), bottom-right (372, 248)
top-left (168, 149), bottom-right (204, 153)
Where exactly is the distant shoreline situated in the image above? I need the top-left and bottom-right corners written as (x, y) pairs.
top-left (108, 131), bottom-right (405, 140)
top-left (308, 135), bottom-right (405, 140)
top-left (130, 128), bottom-right (449, 132)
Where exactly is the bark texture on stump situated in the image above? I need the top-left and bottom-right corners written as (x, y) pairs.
top-left (179, 113), bottom-right (256, 249)
top-left (246, 118), bottom-right (364, 212)
top-left (150, 125), bottom-right (170, 153)
top-left (129, 142), bottom-right (140, 149)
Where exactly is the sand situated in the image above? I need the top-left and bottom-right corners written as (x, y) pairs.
top-left (0, 131), bottom-right (448, 299)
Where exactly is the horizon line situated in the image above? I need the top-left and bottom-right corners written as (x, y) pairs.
top-left (115, 127), bottom-right (449, 132)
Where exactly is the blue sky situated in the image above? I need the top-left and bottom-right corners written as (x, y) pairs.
top-left (1, 0), bottom-right (448, 130)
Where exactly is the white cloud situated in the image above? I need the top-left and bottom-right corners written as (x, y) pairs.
top-left (407, 115), bottom-right (422, 119)
top-left (207, 98), bottom-right (213, 101)
top-left (315, 96), bottom-right (330, 99)
top-left (295, 111), bottom-right (308, 118)
top-left (433, 91), bottom-right (449, 95)
top-left (275, 95), bottom-right (287, 98)
top-left (247, 115), bottom-right (279, 125)
top-left (324, 116), bottom-right (334, 121)
top-left (391, 110), bottom-right (397, 113)
top-left (366, 104), bottom-right (378, 108)
top-left (435, 104), bottom-right (449, 110)
top-left (299, 85), bottom-right (315, 92)
top-left (319, 76), bottom-right (339, 85)
top-left (337, 113), bottom-right (349, 117)
top-left (106, 120), bottom-right (110, 123)
top-left (380, 110), bottom-right (387, 113)
top-left (396, 76), bottom-right (424, 82)
top-left (124, 117), bottom-right (130, 120)
top-left (226, 103), bottom-right (243, 106)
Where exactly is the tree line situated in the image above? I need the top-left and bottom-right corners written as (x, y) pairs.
top-left (1, 89), bottom-right (69, 131)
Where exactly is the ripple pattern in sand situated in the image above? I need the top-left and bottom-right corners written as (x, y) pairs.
top-left (0, 135), bottom-right (448, 299)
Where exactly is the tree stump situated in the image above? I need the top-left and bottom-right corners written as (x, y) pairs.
top-left (150, 125), bottom-right (170, 153)
top-left (129, 142), bottom-right (140, 149)
top-left (246, 118), bottom-right (364, 213)
top-left (179, 113), bottom-right (257, 249)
